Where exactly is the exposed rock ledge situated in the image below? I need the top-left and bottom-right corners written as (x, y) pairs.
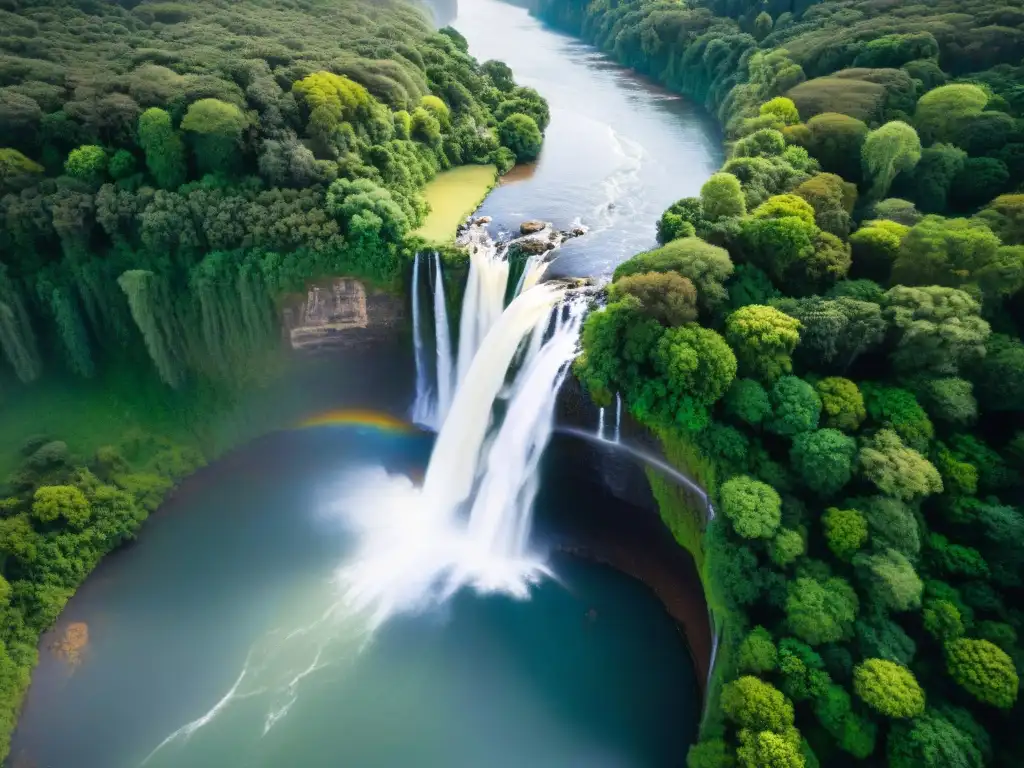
top-left (281, 278), bottom-right (405, 351)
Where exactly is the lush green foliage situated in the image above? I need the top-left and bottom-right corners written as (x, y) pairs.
top-left (721, 475), bottom-right (781, 540)
top-left (0, 425), bottom-right (203, 758)
top-left (559, 0), bottom-right (1024, 758)
top-left (853, 659), bottom-right (926, 719)
top-left (945, 639), bottom-right (1020, 709)
top-left (0, 0), bottom-right (548, 390)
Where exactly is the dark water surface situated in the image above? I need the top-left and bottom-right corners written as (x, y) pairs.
top-left (455, 0), bottom-right (723, 278)
top-left (12, 430), bottom-right (698, 768)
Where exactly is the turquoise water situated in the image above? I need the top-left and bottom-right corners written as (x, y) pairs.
top-left (11, 428), bottom-right (698, 768)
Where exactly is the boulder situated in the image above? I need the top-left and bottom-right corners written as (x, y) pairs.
top-left (508, 238), bottom-right (552, 257)
top-left (519, 220), bottom-right (547, 235)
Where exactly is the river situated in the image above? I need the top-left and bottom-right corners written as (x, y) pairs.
top-left (456, 0), bottom-right (723, 278)
top-left (9, 2), bottom-right (721, 766)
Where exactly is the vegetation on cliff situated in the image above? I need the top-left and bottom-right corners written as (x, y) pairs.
top-left (557, 0), bottom-right (1024, 765)
top-left (0, 0), bottom-right (549, 391)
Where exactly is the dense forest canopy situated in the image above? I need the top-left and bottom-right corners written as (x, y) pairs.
top-left (0, 0), bottom-right (549, 389)
top-left (540, 0), bottom-right (1024, 766)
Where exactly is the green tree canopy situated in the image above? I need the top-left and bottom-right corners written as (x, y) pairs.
top-left (180, 98), bottom-right (249, 175)
top-left (853, 659), bottom-right (926, 718)
top-left (738, 626), bottom-right (779, 674)
top-left (786, 575), bottom-right (858, 645)
top-left (823, 507), bottom-right (868, 560)
top-left (858, 428), bottom-right (942, 501)
top-left (614, 237), bottom-right (734, 314)
top-left (974, 333), bottom-right (1024, 412)
top-left (137, 107), bottom-right (185, 189)
top-left (849, 219), bottom-right (909, 282)
top-left (915, 84), bottom-right (988, 144)
top-left (905, 143), bottom-right (966, 213)
top-left (892, 215), bottom-right (1020, 302)
top-left (767, 376), bottom-right (822, 437)
top-left (760, 97), bottom-right (799, 125)
top-left (721, 475), bottom-right (782, 539)
top-left (791, 429), bottom-right (856, 497)
top-left (883, 286), bottom-right (990, 378)
top-left (775, 296), bottom-right (885, 372)
top-left (752, 194), bottom-right (816, 226)
top-left (802, 112), bottom-right (869, 181)
top-left (31, 485), bottom-right (91, 528)
top-left (771, 528), bottom-right (806, 567)
top-left (976, 193), bottom-right (1024, 244)
top-left (608, 271), bottom-right (698, 327)
top-left (854, 547), bottom-right (924, 611)
top-left (721, 676), bottom-right (795, 733)
top-left (725, 305), bottom-right (801, 382)
top-left (498, 113), bottom-right (542, 162)
top-left (326, 177), bottom-right (411, 246)
top-left (923, 599), bottom-right (965, 642)
top-left (944, 638), bottom-right (1019, 709)
top-left (700, 172), bottom-right (746, 221)
top-left (887, 711), bottom-right (984, 768)
top-left (724, 378), bottom-right (773, 427)
top-left (815, 377), bottom-right (865, 431)
top-left (738, 213), bottom-right (817, 284)
top-left (736, 730), bottom-right (804, 768)
top-left (632, 323), bottom-right (737, 432)
top-left (64, 145), bottom-right (107, 183)
top-left (862, 121), bottom-right (921, 200)
top-left (794, 173), bottom-right (856, 237)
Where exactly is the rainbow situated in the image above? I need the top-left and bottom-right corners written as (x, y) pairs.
top-left (297, 409), bottom-right (420, 435)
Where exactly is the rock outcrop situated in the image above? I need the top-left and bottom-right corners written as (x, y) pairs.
top-left (282, 278), bottom-right (405, 351)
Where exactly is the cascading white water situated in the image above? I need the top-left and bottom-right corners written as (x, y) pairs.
top-left (433, 253), bottom-right (454, 423)
top-left (597, 407), bottom-right (606, 440)
top-left (514, 253), bottom-right (551, 296)
top-left (410, 252), bottom-right (436, 427)
top-left (339, 283), bottom-right (578, 625)
top-left (464, 299), bottom-right (586, 559)
top-left (455, 231), bottom-right (509, 388)
top-left (422, 283), bottom-right (567, 517)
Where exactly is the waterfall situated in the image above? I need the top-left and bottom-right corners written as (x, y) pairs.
top-left (410, 252), bottom-right (435, 427)
top-left (456, 231), bottom-right (509, 388)
top-left (422, 284), bottom-right (567, 517)
top-left (463, 299), bottom-right (587, 565)
top-left (514, 254), bottom-right (551, 296)
top-left (340, 283), bottom-right (581, 624)
top-left (339, 223), bottom-right (591, 624)
top-left (597, 407), bottom-right (606, 441)
top-left (614, 392), bottom-right (622, 443)
top-left (433, 253), bottom-right (454, 423)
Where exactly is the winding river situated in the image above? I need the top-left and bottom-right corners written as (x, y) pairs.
top-left (458, 0), bottom-right (723, 278)
top-left (10, 2), bottom-right (721, 766)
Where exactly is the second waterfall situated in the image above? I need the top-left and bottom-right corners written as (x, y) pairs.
top-left (343, 223), bottom-right (588, 626)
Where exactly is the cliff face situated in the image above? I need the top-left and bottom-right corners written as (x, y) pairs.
top-left (282, 278), bottom-right (406, 351)
top-left (545, 380), bottom-right (713, 692)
